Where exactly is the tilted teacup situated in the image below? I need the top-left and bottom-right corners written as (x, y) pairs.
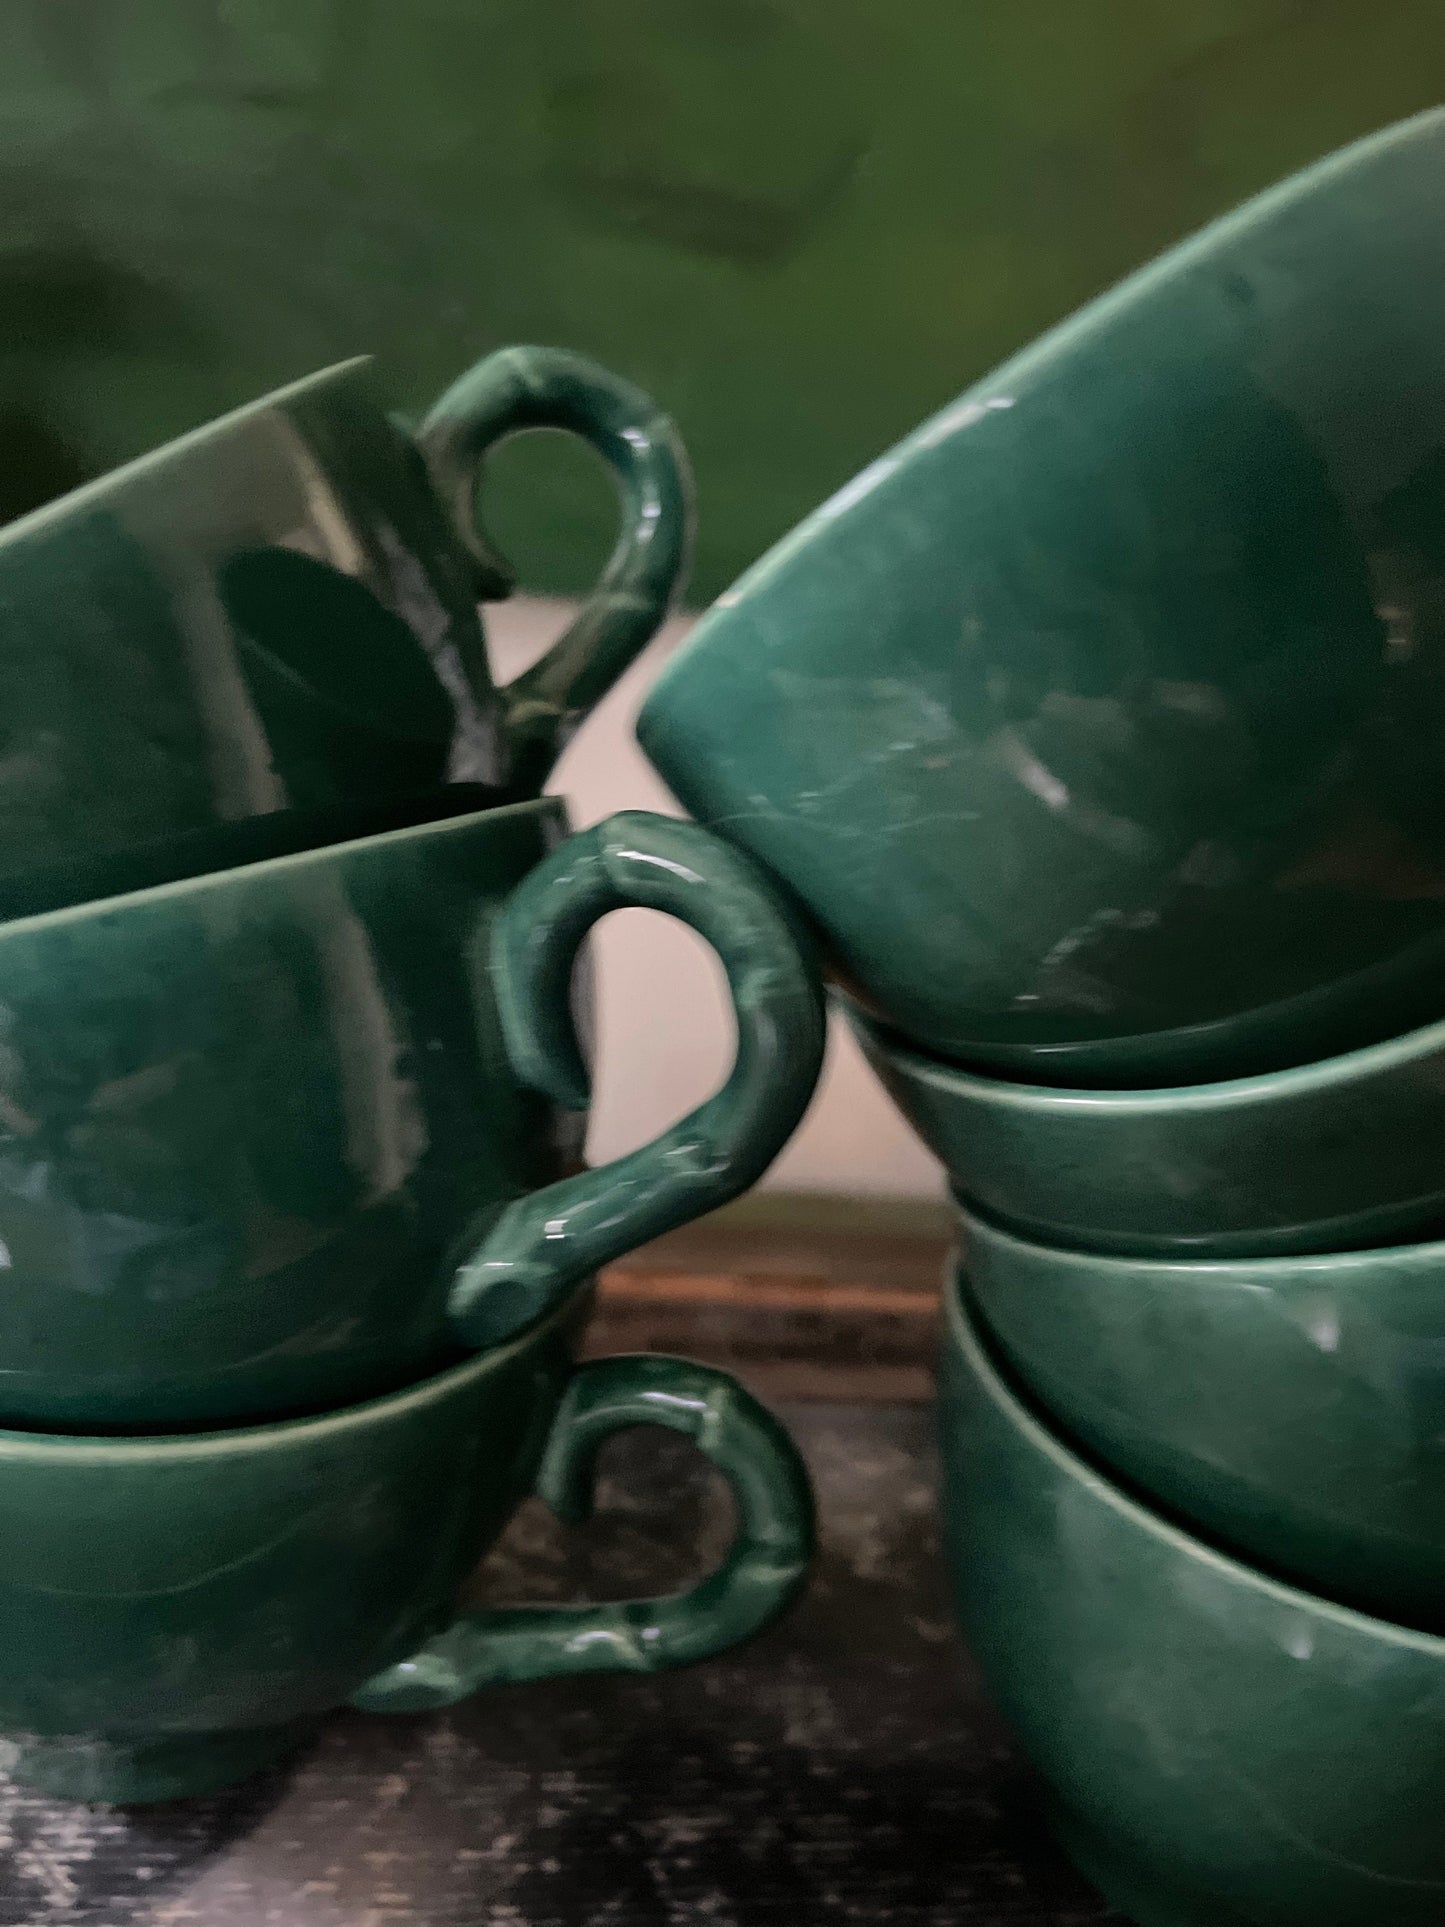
top-left (640, 111), bottom-right (1445, 1084)
top-left (0, 343), bottom-right (690, 903)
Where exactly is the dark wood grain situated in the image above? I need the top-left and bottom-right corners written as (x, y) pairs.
top-left (589, 1208), bottom-right (952, 1403)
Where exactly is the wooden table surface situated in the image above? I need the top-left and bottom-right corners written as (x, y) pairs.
top-left (588, 1208), bottom-right (952, 1405)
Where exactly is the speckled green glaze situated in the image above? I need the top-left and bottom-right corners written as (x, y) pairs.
top-left (640, 111), bottom-right (1445, 1084)
top-left (942, 1276), bottom-right (1445, 1927)
top-left (856, 1004), bottom-right (1445, 1259)
top-left (0, 345), bottom-right (690, 909)
top-left (0, 1295), bottom-right (813, 1804)
top-left (961, 1214), bottom-right (1445, 1625)
top-left (0, 801), bottom-right (822, 1427)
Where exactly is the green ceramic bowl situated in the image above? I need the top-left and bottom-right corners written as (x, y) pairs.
top-left (0, 1290), bottom-right (813, 1804)
top-left (961, 1210), bottom-right (1445, 1625)
top-left (639, 111), bottom-right (1445, 1084)
top-left (0, 799), bottom-right (822, 1428)
top-left (856, 1004), bottom-right (1445, 1258)
top-left (943, 1274), bottom-right (1445, 1927)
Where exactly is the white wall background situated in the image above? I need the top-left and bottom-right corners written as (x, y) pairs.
top-left (488, 598), bottom-right (945, 1201)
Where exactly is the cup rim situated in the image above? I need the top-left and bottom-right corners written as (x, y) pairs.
top-left (0, 793), bottom-right (566, 944)
top-left (855, 1002), bottom-right (1445, 1114)
top-left (958, 1195), bottom-right (1445, 1283)
top-left (946, 1266), bottom-right (1445, 1651)
top-left (0, 357), bottom-right (372, 552)
top-left (0, 1281), bottom-right (580, 1466)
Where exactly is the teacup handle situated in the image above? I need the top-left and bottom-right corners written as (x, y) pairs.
top-left (350, 1353), bottom-right (814, 1711)
top-left (418, 347), bottom-right (694, 793)
top-left (446, 810), bottom-right (826, 1349)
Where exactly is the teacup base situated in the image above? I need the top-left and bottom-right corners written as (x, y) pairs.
top-left (1051, 1804), bottom-right (1258, 1927)
top-left (0, 1721), bottom-right (314, 1804)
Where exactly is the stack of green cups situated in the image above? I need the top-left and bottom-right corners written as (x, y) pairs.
top-left (0, 341), bottom-right (827, 1802)
top-left (636, 109), bottom-right (1445, 1925)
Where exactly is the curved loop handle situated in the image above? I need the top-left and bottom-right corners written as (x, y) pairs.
top-left (418, 346), bottom-right (695, 792)
top-left (350, 1354), bottom-right (815, 1711)
top-left (447, 811), bottom-right (826, 1350)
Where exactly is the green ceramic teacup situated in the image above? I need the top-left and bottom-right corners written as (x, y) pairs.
top-left (856, 1004), bottom-right (1445, 1259)
top-left (0, 1292), bottom-right (813, 1804)
top-left (943, 1274), bottom-right (1445, 1927)
top-left (0, 344), bottom-right (690, 907)
top-left (961, 1211), bottom-right (1445, 1625)
top-left (0, 799), bottom-right (823, 1428)
top-left (639, 111), bottom-right (1445, 1084)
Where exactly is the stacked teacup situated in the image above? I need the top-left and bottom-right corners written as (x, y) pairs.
top-left (0, 344), bottom-right (825, 1802)
top-left (636, 109), bottom-right (1445, 1926)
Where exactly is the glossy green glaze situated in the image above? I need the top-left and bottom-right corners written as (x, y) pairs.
top-left (0, 1297), bottom-right (813, 1803)
top-left (942, 1276), bottom-right (1445, 1927)
top-left (0, 345), bottom-right (690, 909)
top-left (857, 1005), bottom-right (1445, 1259)
top-left (961, 1214), bottom-right (1445, 1625)
top-left (452, 812), bottom-right (826, 1347)
top-left (417, 349), bottom-right (693, 798)
top-left (0, 801), bottom-right (823, 1426)
top-left (640, 111), bottom-right (1445, 1084)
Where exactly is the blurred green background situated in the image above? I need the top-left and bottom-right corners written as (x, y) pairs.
top-left (1, 0), bottom-right (1443, 602)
